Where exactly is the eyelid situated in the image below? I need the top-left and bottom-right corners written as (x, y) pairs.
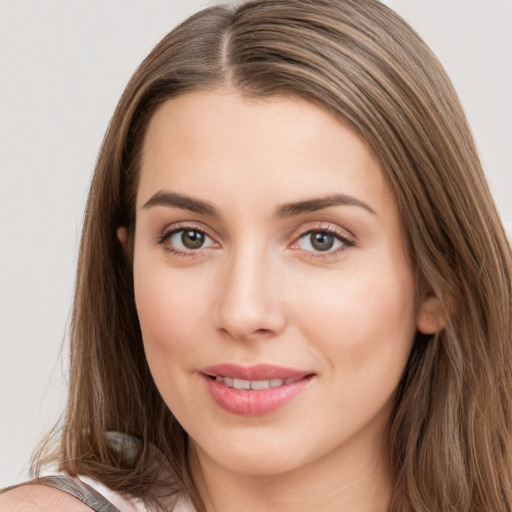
top-left (289, 222), bottom-right (355, 254)
top-left (155, 221), bottom-right (220, 254)
top-left (154, 220), bottom-right (354, 257)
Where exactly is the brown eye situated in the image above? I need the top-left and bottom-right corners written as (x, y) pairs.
top-left (165, 228), bottom-right (216, 251)
top-left (181, 230), bottom-right (205, 249)
top-left (297, 230), bottom-right (348, 253)
top-left (310, 232), bottom-right (335, 251)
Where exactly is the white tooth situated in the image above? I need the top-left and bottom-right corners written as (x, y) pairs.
top-left (224, 377), bottom-right (234, 387)
top-left (269, 379), bottom-right (284, 388)
top-left (284, 377), bottom-right (301, 385)
top-left (216, 376), bottom-right (222, 382)
top-left (233, 378), bottom-right (251, 390)
top-left (251, 380), bottom-right (270, 390)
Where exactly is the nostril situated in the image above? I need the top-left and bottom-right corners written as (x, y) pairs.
top-left (254, 328), bottom-right (272, 335)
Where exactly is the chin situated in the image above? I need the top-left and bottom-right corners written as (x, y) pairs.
top-left (217, 455), bottom-right (302, 477)
top-left (191, 436), bottom-right (309, 477)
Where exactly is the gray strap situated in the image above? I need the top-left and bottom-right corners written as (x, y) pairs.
top-left (1, 475), bottom-right (123, 512)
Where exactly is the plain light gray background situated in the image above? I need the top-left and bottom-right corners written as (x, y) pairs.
top-left (1, 0), bottom-right (511, 487)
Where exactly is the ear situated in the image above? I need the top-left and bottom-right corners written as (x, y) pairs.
top-left (417, 292), bottom-right (447, 335)
top-left (117, 226), bottom-right (129, 253)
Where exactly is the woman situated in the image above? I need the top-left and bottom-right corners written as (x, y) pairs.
top-left (1, 0), bottom-right (511, 511)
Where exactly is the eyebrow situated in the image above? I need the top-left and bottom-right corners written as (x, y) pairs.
top-left (142, 190), bottom-right (376, 217)
top-left (274, 194), bottom-right (377, 218)
top-left (143, 191), bottom-right (218, 215)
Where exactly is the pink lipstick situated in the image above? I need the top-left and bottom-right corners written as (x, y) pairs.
top-left (201, 364), bottom-right (314, 415)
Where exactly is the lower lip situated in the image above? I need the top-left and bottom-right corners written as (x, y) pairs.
top-left (201, 374), bottom-right (313, 416)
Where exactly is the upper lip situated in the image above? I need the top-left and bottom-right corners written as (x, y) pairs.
top-left (201, 363), bottom-right (313, 381)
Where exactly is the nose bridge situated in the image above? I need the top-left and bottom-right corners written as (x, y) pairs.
top-left (215, 240), bottom-right (285, 340)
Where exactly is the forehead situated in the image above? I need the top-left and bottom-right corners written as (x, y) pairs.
top-left (137, 89), bottom-right (393, 219)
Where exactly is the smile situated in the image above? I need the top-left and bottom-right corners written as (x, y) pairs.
top-left (213, 376), bottom-right (303, 390)
top-left (201, 364), bottom-right (314, 415)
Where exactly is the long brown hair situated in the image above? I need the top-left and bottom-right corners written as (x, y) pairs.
top-left (33, 1), bottom-right (512, 510)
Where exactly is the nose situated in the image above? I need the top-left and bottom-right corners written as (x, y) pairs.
top-left (214, 246), bottom-right (287, 342)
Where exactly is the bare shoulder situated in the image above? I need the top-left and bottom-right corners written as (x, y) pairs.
top-left (0, 484), bottom-right (93, 511)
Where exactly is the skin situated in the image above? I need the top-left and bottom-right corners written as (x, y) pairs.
top-left (0, 90), bottom-right (444, 512)
top-left (126, 90), bottom-right (442, 512)
top-left (0, 485), bottom-right (94, 511)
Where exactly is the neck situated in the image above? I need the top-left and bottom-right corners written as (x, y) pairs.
top-left (189, 426), bottom-right (393, 512)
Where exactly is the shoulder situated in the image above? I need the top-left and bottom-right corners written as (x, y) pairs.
top-left (0, 484), bottom-right (94, 511)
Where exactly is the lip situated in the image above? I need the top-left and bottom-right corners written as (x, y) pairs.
top-left (202, 363), bottom-right (311, 381)
top-left (200, 364), bottom-right (314, 416)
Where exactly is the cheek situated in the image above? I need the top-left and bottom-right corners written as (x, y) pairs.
top-left (133, 264), bottom-right (209, 370)
top-left (295, 259), bottom-right (417, 376)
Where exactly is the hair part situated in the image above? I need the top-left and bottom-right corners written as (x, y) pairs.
top-left (33, 1), bottom-right (512, 511)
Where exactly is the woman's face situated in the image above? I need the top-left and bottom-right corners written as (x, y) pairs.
top-left (131, 90), bottom-right (431, 477)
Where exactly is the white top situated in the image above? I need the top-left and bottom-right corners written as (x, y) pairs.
top-left (41, 432), bottom-right (195, 512)
top-left (80, 475), bottom-right (193, 512)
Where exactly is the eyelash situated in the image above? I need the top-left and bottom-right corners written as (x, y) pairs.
top-left (156, 223), bottom-right (218, 257)
top-left (156, 224), bottom-right (355, 258)
top-left (292, 226), bottom-right (355, 258)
